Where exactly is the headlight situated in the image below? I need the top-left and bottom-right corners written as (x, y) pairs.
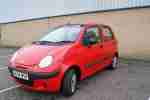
top-left (11, 52), bottom-right (18, 62)
top-left (39, 56), bottom-right (53, 68)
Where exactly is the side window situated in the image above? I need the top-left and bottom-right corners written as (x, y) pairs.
top-left (84, 27), bottom-right (101, 45)
top-left (102, 26), bottom-right (113, 41)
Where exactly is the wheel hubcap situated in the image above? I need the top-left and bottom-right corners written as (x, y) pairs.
top-left (71, 74), bottom-right (77, 93)
top-left (113, 56), bottom-right (118, 68)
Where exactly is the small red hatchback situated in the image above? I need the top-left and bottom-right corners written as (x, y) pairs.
top-left (8, 24), bottom-right (119, 96)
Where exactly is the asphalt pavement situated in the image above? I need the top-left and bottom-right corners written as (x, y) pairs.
top-left (0, 48), bottom-right (149, 100)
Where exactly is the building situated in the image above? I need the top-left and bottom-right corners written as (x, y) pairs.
top-left (0, 0), bottom-right (150, 59)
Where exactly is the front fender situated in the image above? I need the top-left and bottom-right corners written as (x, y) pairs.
top-left (60, 62), bottom-right (84, 80)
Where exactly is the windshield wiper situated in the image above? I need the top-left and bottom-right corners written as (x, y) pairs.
top-left (32, 41), bottom-right (54, 45)
top-left (55, 41), bottom-right (74, 43)
top-left (32, 40), bottom-right (74, 45)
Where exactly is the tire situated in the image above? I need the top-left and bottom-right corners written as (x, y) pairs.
top-left (109, 56), bottom-right (119, 69)
top-left (61, 69), bottom-right (77, 96)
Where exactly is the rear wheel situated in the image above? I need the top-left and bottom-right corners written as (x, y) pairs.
top-left (61, 69), bottom-right (77, 96)
top-left (109, 56), bottom-right (119, 69)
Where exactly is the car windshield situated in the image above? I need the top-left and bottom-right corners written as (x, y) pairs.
top-left (39, 25), bottom-right (81, 43)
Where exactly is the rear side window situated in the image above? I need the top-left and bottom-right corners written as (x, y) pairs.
top-left (102, 26), bottom-right (113, 41)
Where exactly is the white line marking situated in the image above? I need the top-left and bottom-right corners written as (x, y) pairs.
top-left (0, 85), bottom-right (21, 94)
top-left (0, 67), bottom-right (8, 71)
top-left (0, 56), bottom-right (9, 58)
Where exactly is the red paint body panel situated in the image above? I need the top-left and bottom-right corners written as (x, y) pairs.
top-left (8, 24), bottom-right (118, 92)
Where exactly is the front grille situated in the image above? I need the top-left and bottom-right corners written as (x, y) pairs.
top-left (16, 66), bottom-right (29, 70)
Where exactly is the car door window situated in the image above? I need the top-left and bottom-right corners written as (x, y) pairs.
top-left (102, 26), bottom-right (113, 41)
top-left (84, 27), bottom-right (101, 45)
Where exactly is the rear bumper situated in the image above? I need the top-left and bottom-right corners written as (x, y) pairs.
top-left (8, 67), bottom-right (63, 92)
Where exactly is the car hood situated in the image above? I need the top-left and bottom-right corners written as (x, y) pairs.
top-left (12, 44), bottom-right (72, 66)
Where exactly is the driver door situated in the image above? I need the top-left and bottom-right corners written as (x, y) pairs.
top-left (81, 26), bottom-right (105, 77)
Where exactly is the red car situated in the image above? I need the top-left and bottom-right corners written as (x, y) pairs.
top-left (8, 24), bottom-right (119, 96)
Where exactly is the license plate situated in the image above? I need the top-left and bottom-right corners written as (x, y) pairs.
top-left (12, 70), bottom-right (29, 80)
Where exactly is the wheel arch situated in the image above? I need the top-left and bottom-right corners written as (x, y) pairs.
top-left (115, 52), bottom-right (119, 57)
top-left (63, 65), bottom-right (81, 81)
top-left (60, 65), bottom-right (81, 91)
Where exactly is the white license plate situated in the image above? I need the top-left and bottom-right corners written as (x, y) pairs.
top-left (12, 70), bottom-right (29, 80)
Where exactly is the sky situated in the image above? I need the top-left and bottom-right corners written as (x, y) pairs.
top-left (0, 0), bottom-right (150, 23)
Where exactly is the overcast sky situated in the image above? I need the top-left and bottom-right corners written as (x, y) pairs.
top-left (0, 0), bottom-right (66, 23)
top-left (0, 0), bottom-right (150, 23)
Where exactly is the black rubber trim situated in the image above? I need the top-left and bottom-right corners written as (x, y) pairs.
top-left (8, 67), bottom-right (60, 80)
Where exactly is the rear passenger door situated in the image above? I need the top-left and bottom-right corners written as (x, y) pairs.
top-left (101, 26), bottom-right (116, 65)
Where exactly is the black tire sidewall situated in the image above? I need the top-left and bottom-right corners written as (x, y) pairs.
top-left (62, 69), bottom-right (77, 96)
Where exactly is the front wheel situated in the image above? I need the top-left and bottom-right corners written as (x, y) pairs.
top-left (61, 69), bottom-right (77, 96)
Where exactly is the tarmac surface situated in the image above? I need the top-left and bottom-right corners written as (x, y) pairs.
top-left (0, 48), bottom-right (149, 100)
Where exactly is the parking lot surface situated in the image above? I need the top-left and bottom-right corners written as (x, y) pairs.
top-left (0, 48), bottom-right (149, 100)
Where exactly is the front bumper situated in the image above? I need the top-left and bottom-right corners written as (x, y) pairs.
top-left (8, 67), bottom-right (62, 92)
